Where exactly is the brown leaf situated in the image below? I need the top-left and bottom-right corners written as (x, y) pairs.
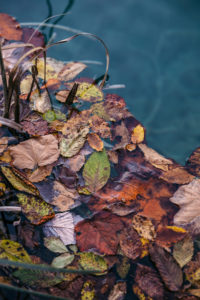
top-left (108, 282), bottom-right (127, 300)
top-left (58, 62), bottom-right (87, 81)
top-left (87, 133), bottom-right (104, 151)
top-left (155, 225), bottom-right (187, 248)
top-left (89, 115), bottom-right (111, 139)
top-left (21, 113), bottom-right (50, 136)
top-left (65, 153), bottom-right (85, 172)
top-left (112, 121), bottom-right (130, 150)
top-left (119, 226), bottom-right (142, 260)
top-left (27, 164), bottom-right (53, 183)
top-left (149, 244), bottom-right (183, 291)
top-left (186, 147), bottom-right (200, 177)
top-left (0, 137), bottom-right (8, 155)
top-left (160, 165), bottom-right (194, 185)
top-left (10, 134), bottom-right (59, 169)
top-left (132, 215), bottom-right (156, 241)
top-left (56, 90), bottom-right (70, 103)
top-left (0, 14), bottom-right (22, 40)
top-left (75, 211), bottom-right (124, 255)
top-left (134, 264), bottom-right (164, 299)
top-left (170, 179), bottom-right (200, 225)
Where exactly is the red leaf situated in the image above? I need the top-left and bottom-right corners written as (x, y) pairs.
top-left (0, 14), bottom-right (22, 41)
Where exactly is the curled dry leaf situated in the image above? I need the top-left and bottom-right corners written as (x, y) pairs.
top-left (58, 62), bottom-right (87, 81)
top-left (149, 244), bottom-right (183, 292)
top-left (51, 181), bottom-right (79, 212)
top-left (87, 133), bottom-right (104, 151)
top-left (10, 134), bottom-right (59, 169)
top-left (43, 211), bottom-right (76, 245)
top-left (170, 179), bottom-right (200, 225)
top-left (0, 13), bottom-right (22, 40)
top-left (134, 264), bottom-right (164, 299)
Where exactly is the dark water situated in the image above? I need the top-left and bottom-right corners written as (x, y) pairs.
top-left (1, 0), bottom-right (200, 164)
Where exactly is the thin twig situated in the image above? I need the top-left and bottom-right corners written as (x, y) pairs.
top-left (0, 207), bottom-right (21, 212)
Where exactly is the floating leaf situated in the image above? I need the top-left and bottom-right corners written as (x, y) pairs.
top-left (69, 82), bottom-right (103, 102)
top-left (173, 235), bottom-right (194, 268)
top-left (131, 124), bottom-right (145, 144)
top-left (75, 211), bottom-right (124, 255)
top-left (44, 236), bottom-right (68, 253)
top-left (35, 58), bottom-right (57, 80)
top-left (132, 215), bottom-right (156, 241)
top-left (60, 127), bottom-right (89, 158)
top-left (170, 178), bottom-right (200, 225)
top-left (87, 133), bottom-right (104, 151)
top-left (0, 13), bottom-right (22, 40)
top-left (0, 240), bottom-right (32, 263)
top-left (83, 148), bottom-right (110, 193)
top-left (149, 244), bottom-right (183, 291)
top-left (17, 193), bottom-right (55, 225)
top-left (1, 166), bottom-right (39, 196)
top-left (78, 252), bottom-right (108, 275)
top-left (51, 253), bottom-right (75, 268)
top-left (13, 267), bottom-right (64, 288)
top-left (81, 281), bottom-right (95, 300)
top-left (43, 211), bottom-right (75, 245)
top-left (58, 62), bottom-right (87, 81)
top-left (9, 134), bottom-right (59, 169)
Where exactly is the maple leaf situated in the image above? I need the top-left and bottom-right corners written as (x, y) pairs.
top-left (75, 211), bottom-right (124, 255)
top-left (9, 134), bottom-right (59, 169)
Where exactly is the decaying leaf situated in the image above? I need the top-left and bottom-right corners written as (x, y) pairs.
top-left (0, 240), bottom-right (32, 263)
top-left (149, 244), bottom-right (183, 291)
top-left (170, 178), bottom-right (200, 225)
top-left (17, 193), bottom-right (55, 225)
top-left (21, 113), bottom-right (50, 136)
top-left (108, 282), bottom-right (127, 300)
top-left (75, 211), bottom-right (124, 255)
top-left (87, 133), bottom-right (104, 151)
top-left (155, 226), bottom-right (187, 248)
top-left (44, 236), bottom-right (68, 254)
top-left (1, 166), bottom-right (39, 196)
top-left (131, 124), bottom-right (145, 144)
top-left (83, 148), bottom-right (110, 193)
top-left (78, 252), bottom-right (108, 275)
top-left (81, 281), bottom-right (95, 300)
top-left (119, 226), bottom-right (142, 260)
top-left (51, 181), bottom-right (79, 212)
top-left (10, 134), bottom-right (59, 169)
top-left (112, 121), bottom-right (130, 150)
top-left (0, 137), bottom-right (8, 155)
top-left (173, 235), bottom-right (194, 268)
top-left (89, 114), bottom-right (111, 138)
top-left (27, 164), bottom-right (53, 183)
top-left (116, 256), bottom-right (130, 279)
top-left (67, 82), bottom-right (104, 102)
top-left (58, 62), bottom-right (87, 81)
top-left (132, 215), bottom-right (156, 241)
top-left (184, 254), bottom-right (200, 288)
top-left (186, 147), bottom-right (200, 176)
top-left (160, 165), bottom-right (195, 185)
top-left (43, 211), bottom-right (75, 245)
top-left (0, 13), bottom-right (22, 40)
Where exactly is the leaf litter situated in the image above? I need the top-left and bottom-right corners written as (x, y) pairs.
top-left (0, 13), bottom-right (200, 300)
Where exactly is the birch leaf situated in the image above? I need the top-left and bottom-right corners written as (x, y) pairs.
top-left (44, 237), bottom-right (68, 254)
top-left (83, 148), bottom-right (110, 193)
top-left (60, 127), bottom-right (89, 158)
top-left (9, 134), bottom-right (59, 169)
top-left (51, 253), bottom-right (75, 268)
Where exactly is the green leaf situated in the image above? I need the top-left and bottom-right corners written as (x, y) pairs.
top-left (78, 252), bottom-right (108, 275)
top-left (44, 237), bottom-right (68, 254)
top-left (60, 127), bottom-right (89, 158)
top-left (73, 82), bottom-right (103, 102)
top-left (51, 253), bottom-right (75, 268)
top-left (0, 240), bottom-right (32, 263)
top-left (13, 267), bottom-right (64, 288)
top-left (1, 166), bottom-right (39, 196)
top-left (173, 235), bottom-right (194, 268)
top-left (17, 193), bottom-right (55, 225)
top-left (82, 149), bottom-right (110, 193)
top-left (81, 281), bottom-right (95, 300)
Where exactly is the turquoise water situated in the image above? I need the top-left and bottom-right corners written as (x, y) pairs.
top-left (1, 0), bottom-right (200, 164)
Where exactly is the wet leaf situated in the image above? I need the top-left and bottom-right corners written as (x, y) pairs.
top-left (43, 211), bottom-right (75, 245)
top-left (27, 164), bottom-right (53, 183)
top-left (112, 121), bottom-right (130, 150)
top-left (0, 137), bottom-right (8, 155)
top-left (83, 148), bottom-right (110, 193)
top-left (108, 282), bottom-right (127, 300)
top-left (87, 133), bottom-right (104, 151)
top-left (65, 153), bottom-right (85, 172)
top-left (0, 13), bottom-right (22, 40)
top-left (170, 178), bottom-right (200, 225)
top-left (10, 134), bottom-right (59, 169)
top-left (134, 264), bottom-right (164, 299)
top-left (30, 90), bottom-right (51, 114)
top-left (44, 236), bottom-right (68, 253)
top-left (81, 281), bottom-right (95, 300)
top-left (75, 211), bottom-right (124, 255)
top-left (13, 267), bottom-right (64, 288)
top-left (17, 193), bottom-right (55, 225)
top-left (60, 127), bottom-right (89, 158)
top-left (51, 252), bottom-right (75, 268)
top-left (184, 254), bottom-right (200, 288)
top-left (119, 226), bottom-right (142, 260)
top-left (89, 115), bottom-right (111, 138)
top-left (173, 235), bottom-right (194, 268)
top-left (20, 74), bottom-right (34, 95)
top-left (21, 113), bottom-right (50, 136)
top-left (68, 82), bottom-right (104, 102)
top-left (149, 244), bottom-right (183, 291)
top-left (78, 252), bottom-right (108, 275)
top-left (35, 58), bottom-right (58, 80)
top-left (1, 166), bottom-right (39, 196)
top-left (51, 181), bottom-right (79, 212)
top-left (116, 256), bottom-right (130, 279)
top-left (132, 215), bottom-right (156, 241)
top-left (0, 240), bottom-right (32, 263)
top-left (187, 147), bottom-right (200, 177)
top-left (131, 124), bottom-right (145, 144)
top-left (160, 165), bottom-right (195, 184)
top-left (55, 90), bottom-right (70, 102)
top-left (58, 62), bottom-right (87, 81)
top-left (155, 226), bottom-right (187, 248)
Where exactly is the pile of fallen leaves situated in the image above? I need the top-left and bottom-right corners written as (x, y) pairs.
top-left (1, 13), bottom-right (200, 300)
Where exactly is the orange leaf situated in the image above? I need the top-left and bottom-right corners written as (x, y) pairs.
top-left (0, 14), bottom-right (22, 40)
top-left (131, 124), bottom-right (145, 144)
top-left (87, 133), bottom-right (103, 151)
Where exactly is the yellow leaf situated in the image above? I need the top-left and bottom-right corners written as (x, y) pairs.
top-left (131, 124), bottom-right (145, 144)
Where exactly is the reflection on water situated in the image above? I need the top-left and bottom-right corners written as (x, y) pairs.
top-left (1, 0), bottom-right (200, 164)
